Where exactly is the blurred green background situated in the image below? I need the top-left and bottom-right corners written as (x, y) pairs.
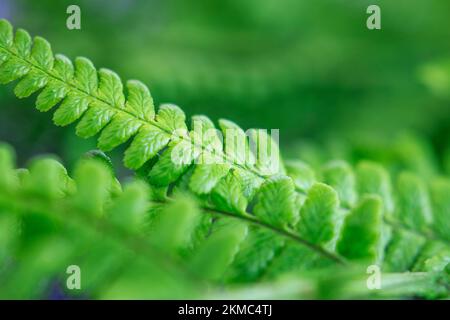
top-left (1, 0), bottom-right (450, 177)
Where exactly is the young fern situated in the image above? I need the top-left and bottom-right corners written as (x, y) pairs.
top-left (0, 18), bottom-right (449, 296)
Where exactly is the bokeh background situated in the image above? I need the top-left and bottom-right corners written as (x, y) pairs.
top-left (1, 0), bottom-right (450, 178)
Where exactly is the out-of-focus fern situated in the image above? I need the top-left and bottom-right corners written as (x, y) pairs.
top-left (215, 264), bottom-right (450, 300)
top-left (0, 143), bottom-right (252, 298)
top-left (0, 19), bottom-right (449, 299)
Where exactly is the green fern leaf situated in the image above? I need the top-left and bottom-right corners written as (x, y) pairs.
top-left (36, 81), bottom-right (67, 112)
top-left (97, 114), bottom-right (142, 151)
top-left (0, 143), bottom-right (18, 191)
top-left (22, 158), bottom-right (74, 199)
top-left (383, 230), bottom-right (426, 272)
top-left (0, 19), bottom-right (13, 48)
top-left (395, 172), bottom-right (432, 231)
top-left (123, 127), bottom-right (170, 169)
top-left (296, 183), bottom-right (340, 245)
top-left (189, 163), bottom-right (231, 195)
top-left (337, 195), bottom-right (383, 262)
top-left (108, 180), bottom-right (149, 232)
top-left (285, 160), bottom-right (316, 193)
top-left (226, 227), bottom-right (285, 282)
top-left (210, 170), bottom-right (248, 214)
top-left (356, 161), bottom-right (394, 214)
top-left (14, 71), bottom-right (47, 98)
top-left (322, 160), bottom-right (357, 208)
top-left (53, 93), bottom-right (89, 126)
top-left (72, 159), bottom-right (113, 216)
top-left (149, 195), bottom-right (200, 251)
top-left (30, 37), bottom-right (53, 70)
top-left (125, 80), bottom-right (155, 121)
top-left (189, 220), bottom-right (248, 281)
top-left (253, 175), bottom-right (297, 228)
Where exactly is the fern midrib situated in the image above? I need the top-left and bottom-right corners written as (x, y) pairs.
top-left (151, 198), bottom-right (346, 264)
top-left (0, 44), bottom-right (267, 180)
top-left (208, 207), bottom-right (346, 263)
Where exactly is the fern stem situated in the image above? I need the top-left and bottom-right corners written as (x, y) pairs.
top-left (202, 206), bottom-right (347, 264)
top-left (148, 196), bottom-right (345, 263)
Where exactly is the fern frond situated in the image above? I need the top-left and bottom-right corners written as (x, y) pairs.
top-left (0, 19), bottom-right (346, 264)
top-left (1, 19), bottom-right (449, 285)
top-left (0, 19), bottom-right (282, 208)
top-left (232, 162), bottom-right (450, 279)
